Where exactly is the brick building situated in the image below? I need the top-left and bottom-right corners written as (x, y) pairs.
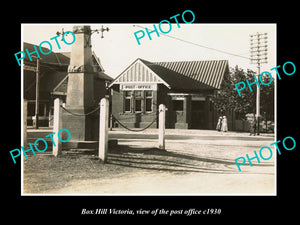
top-left (109, 58), bottom-right (229, 129)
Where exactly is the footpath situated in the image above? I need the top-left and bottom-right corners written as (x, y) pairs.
top-left (110, 128), bottom-right (274, 137)
top-left (27, 127), bottom-right (274, 141)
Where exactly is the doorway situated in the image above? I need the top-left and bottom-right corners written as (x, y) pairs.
top-left (191, 100), bottom-right (206, 129)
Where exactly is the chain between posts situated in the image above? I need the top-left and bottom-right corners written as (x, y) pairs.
top-left (112, 114), bottom-right (158, 132)
top-left (60, 105), bottom-right (100, 116)
top-left (60, 102), bottom-right (162, 132)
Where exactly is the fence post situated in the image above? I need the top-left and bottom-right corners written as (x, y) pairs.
top-left (53, 98), bottom-right (63, 156)
top-left (159, 104), bottom-right (166, 150)
top-left (99, 98), bottom-right (109, 162)
top-left (23, 99), bottom-right (27, 148)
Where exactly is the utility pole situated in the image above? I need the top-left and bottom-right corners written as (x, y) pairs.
top-left (250, 32), bottom-right (268, 135)
top-left (33, 57), bottom-right (40, 129)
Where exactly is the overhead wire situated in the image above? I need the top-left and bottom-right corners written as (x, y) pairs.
top-left (133, 25), bottom-right (251, 60)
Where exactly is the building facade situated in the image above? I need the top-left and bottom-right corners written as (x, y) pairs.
top-left (23, 42), bottom-right (113, 127)
top-left (109, 58), bottom-right (229, 130)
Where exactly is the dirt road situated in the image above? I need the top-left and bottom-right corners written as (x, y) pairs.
top-left (23, 132), bottom-right (275, 195)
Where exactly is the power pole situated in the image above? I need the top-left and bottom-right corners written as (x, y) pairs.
top-left (33, 57), bottom-right (40, 129)
top-left (250, 32), bottom-right (268, 135)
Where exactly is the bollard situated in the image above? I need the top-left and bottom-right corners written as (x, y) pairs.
top-left (99, 98), bottom-right (109, 162)
top-left (53, 98), bottom-right (63, 156)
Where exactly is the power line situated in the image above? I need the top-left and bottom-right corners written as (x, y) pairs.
top-left (133, 25), bottom-right (251, 60)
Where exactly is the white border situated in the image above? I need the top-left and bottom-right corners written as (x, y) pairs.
top-left (21, 23), bottom-right (277, 196)
top-left (21, 24), bottom-right (24, 195)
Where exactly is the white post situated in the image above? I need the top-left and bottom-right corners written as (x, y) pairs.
top-left (159, 104), bottom-right (166, 150)
top-left (99, 98), bottom-right (109, 162)
top-left (53, 98), bottom-right (62, 156)
top-left (23, 99), bottom-right (27, 148)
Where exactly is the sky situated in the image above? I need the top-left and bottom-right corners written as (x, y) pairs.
top-left (22, 23), bottom-right (276, 79)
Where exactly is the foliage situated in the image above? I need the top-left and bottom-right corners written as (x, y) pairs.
top-left (260, 73), bottom-right (274, 120)
top-left (211, 66), bottom-right (274, 120)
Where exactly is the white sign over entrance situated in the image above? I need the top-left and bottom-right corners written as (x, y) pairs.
top-left (120, 84), bottom-right (157, 91)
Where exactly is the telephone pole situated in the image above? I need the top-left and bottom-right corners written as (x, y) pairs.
top-left (33, 57), bottom-right (40, 129)
top-left (250, 32), bottom-right (268, 135)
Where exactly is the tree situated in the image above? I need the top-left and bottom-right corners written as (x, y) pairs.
top-left (212, 66), bottom-right (274, 121)
top-left (260, 73), bottom-right (274, 120)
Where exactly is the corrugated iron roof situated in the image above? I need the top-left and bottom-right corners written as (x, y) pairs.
top-left (138, 59), bottom-right (211, 90)
top-left (137, 58), bottom-right (228, 90)
top-left (154, 60), bottom-right (228, 89)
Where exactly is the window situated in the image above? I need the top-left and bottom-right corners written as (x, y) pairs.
top-left (172, 100), bottom-right (184, 111)
top-left (125, 99), bottom-right (131, 112)
top-left (135, 99), bottom-right (142, 112)
top-left (123, 90), bottom-right (154, 113)
top-left (124, 91), bottom-right (132, 112)
top-left (134, 91), bottom-right (143, 112)
top-left (135, 90), bottom-right (142, 98)
top-left (125, 91), bottom-right (132, 97)
top-left (145, 91), bottom-right (152, 97)
top-left (145, 91), bottom-right (152, 112)
top-left (145, 99), bottom-right (152, 112)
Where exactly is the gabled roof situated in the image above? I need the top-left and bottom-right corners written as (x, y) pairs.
top-left (110, 58), bottom-right (171, 88)
top-left (109, 58), bottom-right (229, 90)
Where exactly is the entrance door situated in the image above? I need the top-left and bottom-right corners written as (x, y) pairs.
top-left (191, 100), bottom-right (206, 129)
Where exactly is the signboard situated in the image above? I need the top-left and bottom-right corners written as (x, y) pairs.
top-left (120, 83), bottom-right (157, 91)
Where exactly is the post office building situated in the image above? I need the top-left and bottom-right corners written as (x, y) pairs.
top-left (109, 58), bottom-right (229, 129)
